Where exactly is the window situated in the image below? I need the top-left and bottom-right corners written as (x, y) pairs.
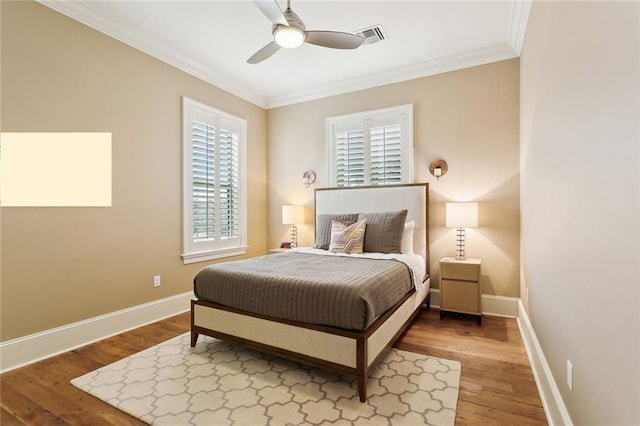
top-left (327, 104), bottom-right (413, 186)
top-left (182, 97), bottom-right (247, 264)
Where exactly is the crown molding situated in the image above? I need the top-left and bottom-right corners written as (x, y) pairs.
top-left (509, 0), bottom-right (532, 55)
top-left (267, 0), bottom-right (530, 108)
top-left (265, 43), bottom-right (518, 108)
top-left (37, 0), bottom-right (530, 110)
top-left (37, 0), bottom-right (268, 108)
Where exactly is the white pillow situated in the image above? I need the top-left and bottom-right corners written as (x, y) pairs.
top-left (401, 221), bottom-right (415, 254)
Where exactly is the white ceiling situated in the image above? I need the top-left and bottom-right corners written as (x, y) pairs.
top-left (41, 0), bottom-right (530, 108)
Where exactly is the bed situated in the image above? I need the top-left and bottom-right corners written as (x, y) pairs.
top-left (190, 183), bottom-right (430, 402)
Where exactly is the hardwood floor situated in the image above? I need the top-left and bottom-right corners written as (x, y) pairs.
top-left (396, 309), bottom-right (547, 425)
top-left (1, 308), bottom-right (546, 425)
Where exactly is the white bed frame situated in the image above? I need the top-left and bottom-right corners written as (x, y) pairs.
top-left (191, 183), bottom-right (430, 402)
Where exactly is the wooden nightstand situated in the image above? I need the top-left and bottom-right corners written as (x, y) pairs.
top-left (439, 257), bottom-right (482, 325)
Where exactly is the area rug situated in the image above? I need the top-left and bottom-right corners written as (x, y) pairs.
top-left (72, 333), bottom-right (461, 425)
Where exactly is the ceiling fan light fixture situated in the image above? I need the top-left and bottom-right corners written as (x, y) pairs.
top-left (274, 26), bottom-right (305, 48)
top-left (248, 0), bottom-right (365, 64)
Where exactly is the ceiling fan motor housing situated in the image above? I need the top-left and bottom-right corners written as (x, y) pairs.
top-left (284, 8), bottom-right (305, 30)
top-left (248, 0), bottom-right (365, 63)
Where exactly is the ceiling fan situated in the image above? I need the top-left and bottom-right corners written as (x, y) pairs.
top-left (247, 0), bottom-right (365, 64)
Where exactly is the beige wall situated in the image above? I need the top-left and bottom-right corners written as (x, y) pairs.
top-left (267, 59), bottom-right (520, 297)
top-left (0, 1), bottom-right (267, 341)
top-left (520, 1), bottom-right (639, 424)
top-left (1, 2), bottom-right (520, 342)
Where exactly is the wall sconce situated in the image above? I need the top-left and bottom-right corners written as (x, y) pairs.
top-left (429, 159), bottom-right (448, 181)
top-left (302, 170), bottom-right (317, 188)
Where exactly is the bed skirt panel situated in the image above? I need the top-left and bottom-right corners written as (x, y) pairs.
top-left (367, 278), bottom-right (430, 367)
top-left (193, 303), bottom-right (358, 368)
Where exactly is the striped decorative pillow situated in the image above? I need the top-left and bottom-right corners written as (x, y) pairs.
top-left (329, 219), bottom-right (367, 254)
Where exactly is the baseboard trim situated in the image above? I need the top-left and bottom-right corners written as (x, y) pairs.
top-left (0, 291), bottom-right (193, 374)
top-left (429, 289), bottom-right (519, 318)
top-left (517, 300), bottom-right (573, 426)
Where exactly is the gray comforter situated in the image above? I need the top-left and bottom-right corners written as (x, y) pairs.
top-left (193, 251), bottom-right (414, 331)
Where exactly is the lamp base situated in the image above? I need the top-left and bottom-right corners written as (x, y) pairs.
top-left (290, 224), bottom-right (298, 248)
top-left (455, 227), bottom-right (466, 260)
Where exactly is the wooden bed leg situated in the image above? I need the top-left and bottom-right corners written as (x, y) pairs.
top-left (190, 331), bottom-right (199, 347)
top-left (358, 376), bottom-right (367, 402)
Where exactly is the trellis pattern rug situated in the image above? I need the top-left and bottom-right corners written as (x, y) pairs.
top-left (72, 333), bottom-right (461, 425)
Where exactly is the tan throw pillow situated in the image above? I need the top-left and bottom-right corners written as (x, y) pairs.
top-left (329, 219), bottom-right (367, 254)
top-left (357, 210), bottom-right (408, 253)
top-left (314, 213), bottom-right (360, 249)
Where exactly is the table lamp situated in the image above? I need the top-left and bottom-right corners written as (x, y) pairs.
top-left (446, 202), bottom-right (478, 260)
top-left (282, 205), bottom-right (304, 248)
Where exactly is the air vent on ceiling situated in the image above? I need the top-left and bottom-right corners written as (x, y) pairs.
top-left (355, 25), bottom-right (387, 45)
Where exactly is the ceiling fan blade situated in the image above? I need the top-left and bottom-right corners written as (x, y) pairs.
top-left (253, 0), bottom-right (288, 26)
top-left (247, 41), bottom-right (281, 64)
top-left (304, 31), bottom-right (365, 49)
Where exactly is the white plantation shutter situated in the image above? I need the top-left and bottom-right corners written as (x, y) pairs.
top-left (327, 105), bottom-right (412, 187)
top-left (218, 127), bottom-right (239, 240)
top-left (192, 121), bottom-right (216, 241)
top-left (370, 123), bottom-right (402, 185)
top-left (183, 98), bottom-right (247, 264)
top-left (335, 129), bottom-right (365, 186)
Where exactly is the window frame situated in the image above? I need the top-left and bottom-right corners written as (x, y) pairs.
top-left (182, 97), bottom-right (247, 264)
top-left (326, 104), bottom-right (413, 187)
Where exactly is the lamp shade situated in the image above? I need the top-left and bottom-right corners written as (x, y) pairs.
top-left (446, 202), bottom-right (478, 228)
top-left (282, 205), bottom-right (304, 225)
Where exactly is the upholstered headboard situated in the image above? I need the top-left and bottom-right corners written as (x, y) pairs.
top-left (314, 183), bottom-right (429, 274)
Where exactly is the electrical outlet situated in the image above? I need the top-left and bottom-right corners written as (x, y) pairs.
top-left (567, 360), bottom-right (573, 391)
top-left (153, 275), bottom-right (161, 288)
